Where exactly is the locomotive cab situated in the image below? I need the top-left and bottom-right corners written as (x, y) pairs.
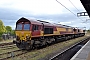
top-left (14, 17), bottom-right (42, 50)
top-left (16, 18), bottom-right (31, 41)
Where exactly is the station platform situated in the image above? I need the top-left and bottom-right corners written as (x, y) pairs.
top-left (71, 39), bottom-right (90, 60)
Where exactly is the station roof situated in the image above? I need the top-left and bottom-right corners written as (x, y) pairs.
top-left (80, 0), bottom-right (90, 17)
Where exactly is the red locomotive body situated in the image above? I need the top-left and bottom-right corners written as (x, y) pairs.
top-left (14, 17), bottom-right (85, 50)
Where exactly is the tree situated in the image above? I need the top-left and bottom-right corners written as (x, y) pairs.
top-left (6, 26), bottom-right (12, 33)
top-left (11, 30), bottom-right (15, 36)
top-left (87, 29), bottom-right (90, 32)
top-left (5, 26), bottom-right (16, 36)
top-left (0, 20), bottom-right (6, 40)
top-left (0, 20), bottom-right (6, 37)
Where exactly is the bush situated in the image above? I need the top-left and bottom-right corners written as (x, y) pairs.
top-left (87, 30), bottom-right (90, 33)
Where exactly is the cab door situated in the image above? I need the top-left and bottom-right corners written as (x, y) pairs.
top-left (31, 25), bottom-right (41, 37)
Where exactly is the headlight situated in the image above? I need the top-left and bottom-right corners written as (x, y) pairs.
top-left (26, 36), bottom-right (30, 40)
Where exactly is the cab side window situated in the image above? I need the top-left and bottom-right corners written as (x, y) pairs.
top-left (32, 25), bottom-right (39, 31)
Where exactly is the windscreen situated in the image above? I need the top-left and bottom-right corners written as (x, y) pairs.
top-left (16, 24), bottom-right (22, 30)
top-left (16, 23), bottom-right (30, 30)
top-left (24, 24), bottom-right (30, 30)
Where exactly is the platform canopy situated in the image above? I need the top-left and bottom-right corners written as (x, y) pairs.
top-left (80, 0), bottom-right (90, 17)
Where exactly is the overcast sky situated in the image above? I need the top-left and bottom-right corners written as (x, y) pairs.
top-left (0, 0), bottom-right (90, 29)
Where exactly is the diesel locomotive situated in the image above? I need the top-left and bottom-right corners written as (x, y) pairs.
top-left (13, 17), bottom-right (85, 50)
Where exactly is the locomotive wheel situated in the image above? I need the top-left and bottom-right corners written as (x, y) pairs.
top-left (16, 43), bottom-right (25, 50)
top-left (26, 45), bottom-right (33, 50)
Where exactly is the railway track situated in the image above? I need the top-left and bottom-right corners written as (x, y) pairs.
top-left (0, 42), bottom-right (16, 50)
top-left (0, 44), bottom-right (17, 50)
top-left (0, 42), bottom-right (13, 46)
top-left (0, 45), bottom-right (17, 50)
top-left (49, 37), bottom-right (90, 60)
top-left (0, 44), bottom-right (16, 48)
top-left (0, 49), bottom-right (28, 60)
